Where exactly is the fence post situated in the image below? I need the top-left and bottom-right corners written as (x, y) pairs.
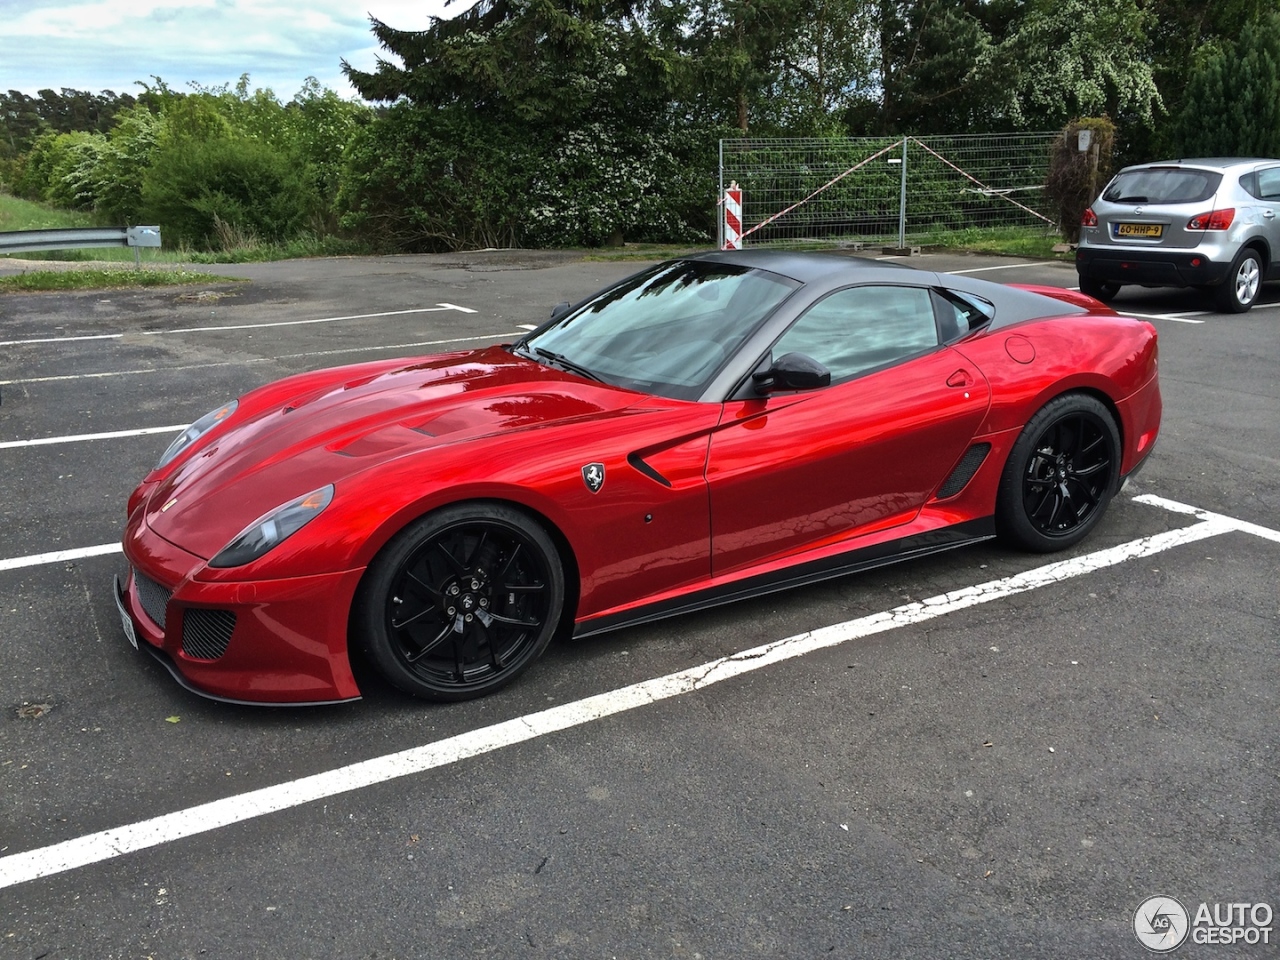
top-left (717, 140), bottom-right (725, 250)
top-left (898, 136), bottom-right (908, 249)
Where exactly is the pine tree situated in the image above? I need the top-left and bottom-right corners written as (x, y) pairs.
top-left (1169, 13), bottom-right (1280, 158)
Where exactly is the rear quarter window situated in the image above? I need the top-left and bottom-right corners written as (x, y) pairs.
top-left (1252, 167), bottom-right (1280, 201)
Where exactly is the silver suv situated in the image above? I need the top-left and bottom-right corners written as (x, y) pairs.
top-left (1076, 158), bottom-right (1280, 312)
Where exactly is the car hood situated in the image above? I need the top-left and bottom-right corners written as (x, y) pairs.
top-left (145, 346), bottom-right (643, 559)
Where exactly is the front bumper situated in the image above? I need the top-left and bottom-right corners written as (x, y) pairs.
top-left (1076, 245), bottom-right (1231, 288)
top-left (117, 509), bottom-right (366, 704)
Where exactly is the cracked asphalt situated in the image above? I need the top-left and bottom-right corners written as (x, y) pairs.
top-left (1, 250), bottom-right (1277, 959)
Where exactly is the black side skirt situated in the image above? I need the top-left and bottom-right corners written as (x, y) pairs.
top-left (574, 517), bottom-right (996, 639)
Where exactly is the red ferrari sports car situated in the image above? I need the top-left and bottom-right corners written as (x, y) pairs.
top-left (116, 251), bottom-right (1161, 704)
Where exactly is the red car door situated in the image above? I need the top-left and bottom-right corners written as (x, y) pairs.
top-left (707, 284), bottom-right (991, 577)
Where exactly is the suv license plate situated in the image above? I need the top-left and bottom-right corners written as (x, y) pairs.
top-left (1117, 222), bottom-right (1163, 238)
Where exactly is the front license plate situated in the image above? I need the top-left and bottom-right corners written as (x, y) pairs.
top-left (115, 581), bottom-right (139, 650)
top-left (1116, 222), bottom-right (1163, 238)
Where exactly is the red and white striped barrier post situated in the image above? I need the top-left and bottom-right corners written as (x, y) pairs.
top-left (722, 181), bottom-right (742, 249)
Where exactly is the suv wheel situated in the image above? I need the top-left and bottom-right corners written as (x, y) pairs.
top-left (1215, 249), bottom-right (1262, 313)
top-left (1079, 276), bottom-right (1120, 303)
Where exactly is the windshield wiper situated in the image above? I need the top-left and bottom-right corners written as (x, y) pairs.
top-left (533, 347), bottom-right (606, 383)
top-left (1111, 195), bottom-right (1149, 203)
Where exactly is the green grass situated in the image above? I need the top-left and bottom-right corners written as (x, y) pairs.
top-left (0, 193), bottom-right (372, 264)
top-left (0, 268), bottom-right (245, 293)
top-left (914, 225), bottom-right (1068, 259)
top-left (184, 233), bottom-right (374, 263)
top-left (0, 193), bottom-right (95, 232)
top-left (582, 227), bottom-right (1068, 262)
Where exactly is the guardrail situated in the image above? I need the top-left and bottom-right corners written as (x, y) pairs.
top-left (0, 226), bottom-right (162, 263)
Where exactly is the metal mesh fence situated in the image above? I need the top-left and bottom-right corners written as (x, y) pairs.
top-left (719, 133), bottom-right (1060, 247)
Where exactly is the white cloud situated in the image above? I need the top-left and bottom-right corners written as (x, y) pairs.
top-left (0, 0), bottom-right (481, 99)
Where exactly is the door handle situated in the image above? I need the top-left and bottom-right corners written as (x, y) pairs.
top-left (1265, 209), bottom-right (1276, 219)
top-left (946, 369), bottom-right (973, 388)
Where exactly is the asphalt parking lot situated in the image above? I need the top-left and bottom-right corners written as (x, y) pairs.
top-left (1, 249), bottom-right (1277, 959)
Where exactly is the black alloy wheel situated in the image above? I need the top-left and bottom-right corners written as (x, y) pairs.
top-left (357, 503), bottom-right (565, 701)
top-left (996, 394), bottom-right (1120, 552)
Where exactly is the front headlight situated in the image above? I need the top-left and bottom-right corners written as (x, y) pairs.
top-left (209, 485), bottom-right (334, 568)
top-left (157, 401), bottom-right (238, 469)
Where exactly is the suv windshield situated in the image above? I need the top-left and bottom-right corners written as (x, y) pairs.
top-left (1102, 168), bottom-right (1222, 205)
top-left (516, 261), bottom-right (799, 400)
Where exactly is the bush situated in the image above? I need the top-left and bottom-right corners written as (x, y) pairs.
top-left (141, 134), bottom-right (320, 249)
top-left (1045, 117), bottom-right (1115, 241)
top-left (338, 105), bottom-right (539, 251)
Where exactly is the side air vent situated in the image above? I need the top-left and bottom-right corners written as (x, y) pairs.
top-left (182, 609), bottom-right (237, 660)
top-left (937, 443), bottom-right (992, 499)
top-left (133, 569), bottom-right (173, 631)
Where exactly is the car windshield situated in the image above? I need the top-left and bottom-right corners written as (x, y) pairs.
top-left (1102, 168), bottom-right (1222, 205)
top-left (515, 260), bottom-right (799, 400)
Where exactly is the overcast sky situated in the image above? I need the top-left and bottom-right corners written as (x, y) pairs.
top-left (1, 0), bottom-right (482, 101)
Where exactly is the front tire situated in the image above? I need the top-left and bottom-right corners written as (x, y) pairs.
top-left (355, 503), bottom-right (565, 701)
top-left (1214, 248), bottom-right (1262, 313)
top-left (996, 394), bottom-right (1121, 552)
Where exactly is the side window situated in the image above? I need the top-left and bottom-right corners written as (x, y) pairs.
top-left (771, 285), bottom-right (939, 383)
top-left (936, 289), bottom-right (996, 340)
top-left (1256, 167), bottom-right (1280, 201)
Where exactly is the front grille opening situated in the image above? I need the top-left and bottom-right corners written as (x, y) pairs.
top-left (937, 443), bottom-right (992, 499)
top-left (133, 569), bottom-right (173, 631)
top-left (182, 609), bottom-right (237, 661)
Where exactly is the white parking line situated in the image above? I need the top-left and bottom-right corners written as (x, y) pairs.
top-left (1, 495), bottom-right (1274, 889)
top-left (947, 262), bottom-right (1036, 275)
top-left (1117, 311), bottom-right (1206, 325)
top-left (0, 332), bottom-right (524, 387)
top-left (1133, 494), bottom-right (1280, 544)
top-left (0, 425), bottom-right (184, 450)
top-left (0, 305), bottom-right (477, 348)
top-left (0, 543), bottom-right (121, 573)
top-left (1, 333), bottom-right (122, 346)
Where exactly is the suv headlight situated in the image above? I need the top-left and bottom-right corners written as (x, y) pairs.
top-left (209, 485), bottom-right (334, 568)
top-left (157, 401), bottom-right (238, 469)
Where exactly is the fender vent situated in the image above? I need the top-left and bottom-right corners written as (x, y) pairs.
top-left (182, 609), bottom-right (237, 661)
top-left (937, 443), bottom-right (991, 499)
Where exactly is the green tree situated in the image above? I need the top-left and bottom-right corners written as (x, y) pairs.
top-left (342, 0), bottom-right (709, 249)
top-left (91, 104), bottom-right (161, 223)
top-left (10, 130), bottom-right (101, 206)
top-left (1003, 0), bottom-right (1161, 129)
top-left (863, 0), bottom-right (1014, 134)
top-left (1167, 13), bottom-right (1280, 158)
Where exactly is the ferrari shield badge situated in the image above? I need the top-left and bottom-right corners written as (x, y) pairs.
top-left (581, 462), bottom-right (605, 493)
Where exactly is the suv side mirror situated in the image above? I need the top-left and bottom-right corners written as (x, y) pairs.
top-left (752, 352), bottom-right (831, 394)
top-left (549, 301), bottom-right (572, 321)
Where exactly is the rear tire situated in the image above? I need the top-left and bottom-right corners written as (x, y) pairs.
top-left (1078, 276), bottom-right (1120, 303)
top-left (355, 503), bottom-right (565, 701)
top-left (1214, 248), bottom-right (1262, 313)
top-left (996, 394), bottom-right (1121, 553)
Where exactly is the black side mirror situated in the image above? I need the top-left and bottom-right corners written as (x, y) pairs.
top-left (752, 352), bottom-right (831, 394)
top-left (549, 301), bottom-right (572, 321)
